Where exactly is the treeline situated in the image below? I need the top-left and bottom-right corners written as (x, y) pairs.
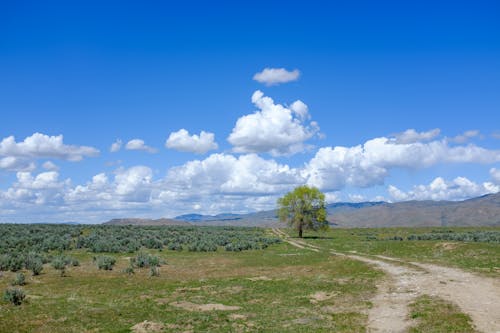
top-left (0, 224), bottom-right (281, 272)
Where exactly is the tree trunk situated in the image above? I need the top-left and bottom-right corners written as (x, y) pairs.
top-left (298, 226), bottom-right (303, 238)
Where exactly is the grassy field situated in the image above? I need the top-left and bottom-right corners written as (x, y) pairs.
top-left (1, 225), bottom-right (498, 332)
top-left (0, 240), bottom-right (381, 332)
top-left (296, 226), bottom-right (500, 277)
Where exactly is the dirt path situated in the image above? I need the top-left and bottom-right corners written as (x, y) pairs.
top-left (271, 229), bottom-right (500, 333)
top-left (271, 228), bottom-right (319, 252)
top-left (336, 252), bottom-right (421, 332)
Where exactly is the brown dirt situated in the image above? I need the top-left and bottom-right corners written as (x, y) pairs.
top-left (169, 301), bottom-right (241, 312)
top-left (309, 291), bottom-right (337, 304)
top-left (435, 242), bottom-right (461, 251)
top-left (131, 320), bottom-right (165, 333)
top-left (335, 252), bottom-right (500, 333)
top-left (228, 314), bottom-right (248, 320)
top-left (247, 276), bottom-right (272, 281)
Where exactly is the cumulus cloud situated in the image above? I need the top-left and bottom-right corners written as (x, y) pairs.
top-left (64, 166), bottom-right (155, 205)
top-left (0, 133), bottom-right (99, 161)
top-left (0, 157), bottom-right (36, 172)
top-left (165, 153), bottom-right (303, 196)
top-left (42, 161), bottom-right (59, 171)
top-left (125, 139), bottom-right (157, 153)
top-left (110, 139), bottom-right (122, 152)
top-left (2, 171), bottom-right (70, 206)
top-left (449, 130), bottom-right (480, 143)
top-left (228, 90), bottom-right (319, 156)
top-left (304, 135), bottom-right (500, 191)
top-left (253, 67), bottom-right (300, 86)
top-left (2, 130), bottom-right (500, 223)
top-left (394, 128), bottom-right (441, 144)
top-left (388, 177), bottom-right (499, 201)
top-left (165, 129), bottom-right (218, 154)
top-left (114, 166), bottom-right (154, 201)
top-left (490, 168), bottom-right (500, 184)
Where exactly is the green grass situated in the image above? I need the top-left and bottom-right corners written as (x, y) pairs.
top-left (0, 242), bottom-right (380, 332)
top-left (408, 295), bottom-right (477, 333)
top-left (2, 226), bottom-right (497, 332)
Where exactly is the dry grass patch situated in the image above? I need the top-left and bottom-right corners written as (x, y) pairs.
top-left (169, 301), bottom-right (241, 312)
top-left (131, 320), bottom-right (165, 333)
top-left (309, 291), bottom-right (338, 304)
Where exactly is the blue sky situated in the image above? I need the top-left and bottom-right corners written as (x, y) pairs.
top-left (1, 1), bottom-right (499, 223)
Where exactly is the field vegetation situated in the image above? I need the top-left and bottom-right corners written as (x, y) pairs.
top-left (1, 224), bottom-right (498, 332)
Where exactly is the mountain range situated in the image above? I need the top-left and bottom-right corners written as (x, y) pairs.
top-left (104, 192), bottom-right (500, 227)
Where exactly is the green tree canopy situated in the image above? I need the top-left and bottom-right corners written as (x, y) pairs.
top-left (277, 185), bottom-right (328, 238)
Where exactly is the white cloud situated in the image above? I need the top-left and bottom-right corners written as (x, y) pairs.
top-left (115, 166), bottom-right (154, 201)
top-left (165, 129), bottom-right (218, 154)
top-left (125, 139), bottom-right (157, 153)
top-left (64, 167), bottom-right (155, 205)
top-left (449, 130), bottom-right (480, 143)
top-left (348, 194), bottom-right (366, 202)
top-left (110, 139), bottom-right (122, 152)
top-left (2, 171), bottom-right (70, 206)
top-left (42, 161), bottom-right (59, 171)
top-left (2, 130), bottom-right (500, 223)
top-left (490, 168), bottom-right (500, 184)
top-left (304, 135), bottom-right (500, 191)
top-left (253, 68), bottom-right (300, 86)
top-left (0, 157), bottom-right (36, 171)
top-left (388, 176), bottom-right (499, 201)
top-left (0, 133), bottom-right (99, 161)
top-left (165, 153), bottom-right (303, 196)
top-left (228, 90), bottom-right (319, 156)
top-left (394, 128), bottom-right (441, 144)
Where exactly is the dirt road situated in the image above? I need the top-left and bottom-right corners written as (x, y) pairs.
top-left (271, 229), bottom-right (500, 333)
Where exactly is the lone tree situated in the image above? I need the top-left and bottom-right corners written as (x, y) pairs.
top-left (278, 185), bottom-right (328, 238)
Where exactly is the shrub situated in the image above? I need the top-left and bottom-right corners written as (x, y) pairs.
top-left (12, 272), bottom-right (26, 286)
top-left (7, 254), bottom-right (24, 272)
top-left (0, 254), bottom-right (10, 271)
top-left (29, 259), bottom-right (44, 276)
top-left (149, 266), bottom-right (160, 277)
top-left (3, 287), bottom-right (26, 306)
top-left (122, 266), bottom-right (134, 275)
top-left (51, 256), bottom-right (68, 276)
top-left (134, 251), bottom-right (160, 268)
top-left (95, 255), bottom-right (116, 270)
top-left (168, 243), bottom-right (183, 251)
top-left (25, 252), bottom-right (44, 276)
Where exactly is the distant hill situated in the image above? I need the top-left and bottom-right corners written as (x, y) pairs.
top-left (104, 218), bottom-right (190, 226)
top-left (172, 192), bottom-right (500, 228)
top-left (175, 210), bottom-right (282, 227)
top-left (174, 213), bottom-right (243, 222)
top-left (330, 192), bottom-right (500, 227)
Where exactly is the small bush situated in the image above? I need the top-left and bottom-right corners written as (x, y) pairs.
top-left (3, 287), bottom-right (26, 306)
top-left (168, 243), bottom-right (183, 251)
top-left (51, 256), bottom-right (67, 276)
top-left (70, 258), bottom-right (80, 267)
top-left (134, 251), bottom-right (160, 268)
top-left (149, 266), bottom-right (160, 277)
top-left (28, 258), bottom-right (43, 276)
top-left (95, 255), bottom-right (116, 270)
top-left (122, 266), bottom-right (134, 275)
top-left (12, 272), bottom-right (26, 286)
